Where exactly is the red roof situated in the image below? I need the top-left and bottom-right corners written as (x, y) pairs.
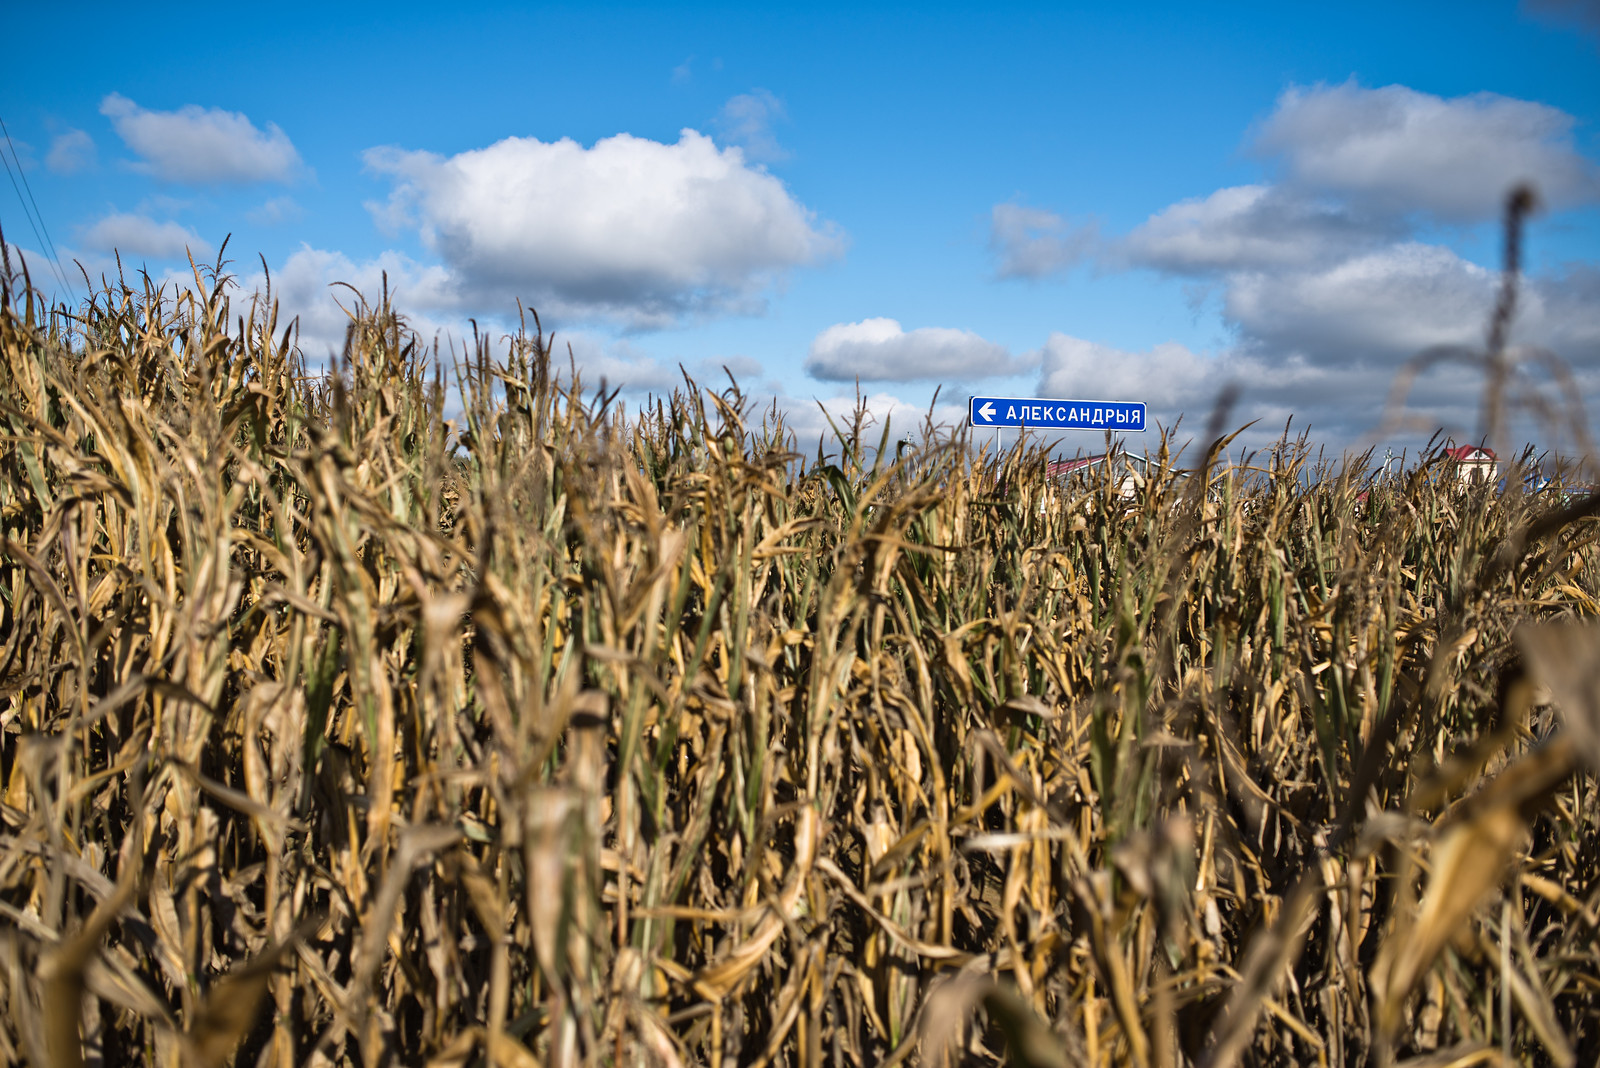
top-left (1046, 455), bottom-right (1104, 477)
top-left (1443, 445), bottom-right (1497, 461)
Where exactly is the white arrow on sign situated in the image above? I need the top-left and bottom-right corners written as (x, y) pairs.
top-left (978, 401), bottom-right (996, 422)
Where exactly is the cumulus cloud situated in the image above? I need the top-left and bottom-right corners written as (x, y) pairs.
top-left (79, 213), bottom-right (206, 259)
top-left (1223, 243), bottom-right (1497, 361)
top-left (1521, 264), bottom-right (1600, 355)
top-left (805, 317), bottom-right (1032, 382)
top-left (100, 93), bottom-right (304, 184)
top-left (989, 202), bottom-right (1098, 279)
top-left (1035, 336), bottom-right (1216, 410)
top-left (771, 386), bottom-right (972, 454)
top-left (243, 246), bottom-right (766, 401)
top-left (254, 246), bottom-right (457, 357)
top-left (715, 89), bottom-right (789, 162)
top-left (1012, 83), bottom-right (1599, 283)
top-left (1026, 250), bottom-right (1600, 452)
top-left (1176, 248), bottom-right (1592, 448)
top-left (363, 130), bottom-right (841, 328)
top-left (0, 238), bottom-right (66, 295)
top-left (46, 129), bottom-right (95, 174)
top-left (995, 79), bottom-right (1600, 450)
top-left (555, 336), bottom-right (768, 395)
top-left (1121, 184), bottom-right (1394, 274)
top-left (551, 334), bottom-right (683, 393)
top-left (1030, 333), bottom-right (1511, 452)
top-left (1253, 82), bottom-right (1600, 219)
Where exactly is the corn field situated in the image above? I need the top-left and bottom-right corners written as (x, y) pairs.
top-left (4, 241), bottom-right (1600, 1068)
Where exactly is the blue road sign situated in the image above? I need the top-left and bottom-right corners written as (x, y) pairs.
top-left (969, 396), bottom-right (1146, 431)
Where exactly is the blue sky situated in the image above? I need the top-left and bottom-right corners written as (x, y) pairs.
top-left (4, 1), bottom-right (1599, 456)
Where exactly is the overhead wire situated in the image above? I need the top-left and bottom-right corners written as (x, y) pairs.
top-left (0, 114), bottom-right (76, 303)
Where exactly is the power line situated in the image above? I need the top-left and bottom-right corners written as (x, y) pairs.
top-left (0, 144), bottom-right (61, 290)
top-left (0, 115), bottom-right (74, 302)
top-left (0, 116), bottom-right (68, 282)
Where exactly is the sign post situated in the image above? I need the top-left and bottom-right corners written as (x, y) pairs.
top-left (969, 396), bottom-right (1147, 433)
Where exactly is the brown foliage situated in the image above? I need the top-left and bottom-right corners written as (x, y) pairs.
top-left (3, 241), bottom-right (1600, 1067)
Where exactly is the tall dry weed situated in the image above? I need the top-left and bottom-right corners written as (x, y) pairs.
top-left (1, 191), bottom-right (1599, 1068)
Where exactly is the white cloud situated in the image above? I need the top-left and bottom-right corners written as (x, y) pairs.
top-left (1521, 265), bottom-right (1600, 355)
top-left (1035, 335), bottom-right (1216, 409)
top-left (555, 335), bottom-right (768, 395)
top-left (997, 79), bottom-right (1600, 452)
top-left (712, 355), bottom-right (766, 382)
top-left (1027, 245), bottom-right (1600, 452)
top-left (255, 245), bottom-right (457, 358)
top-left (775, 386), bottom-right (972, 455)
top-left (364, 130), bottom-right (841, 328)
top-left (1030, 333), bottom-right (1494, 453)
top-left (1223, 243), bottom-right (1497, 361)
top-left (79, 213), bottom-right (206, 259)
top-left (1, 239), bottom-right (60, 294)
top-left (244, 247), bottom-right (767, 399)
top-left (46, 129), bottom-right (95, 174)
top-left (100, 93), bottom-right (304, 184)
top-left (805, 317), bottom-right (1031, 382)
top-left (715, 89), bottom-right (789, 162)
top-left (555, 334), bottom-right (687, 393)
top-left (1121, 184), bottom-right (1393, 274)
top-left (1254, 82), bottom-right (1600, 219)
top-left (989, 202), bottom-right (1098, 279)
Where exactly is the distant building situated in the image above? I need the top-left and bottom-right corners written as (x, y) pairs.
top-left (1443, 445), bottom-right (1498, 485)
top-left (1047, 453), bottom-right (1148, 499)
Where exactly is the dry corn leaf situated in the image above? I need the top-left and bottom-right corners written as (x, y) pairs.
top-left (184, 936), bottom-right (301, 1068)
top-left (1375, 732), bottom-right (1579, 1041)
top-left (37, 861), bottom-right (138, 1068)
top-left (1518, 622), bottom-right (1600, 771)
